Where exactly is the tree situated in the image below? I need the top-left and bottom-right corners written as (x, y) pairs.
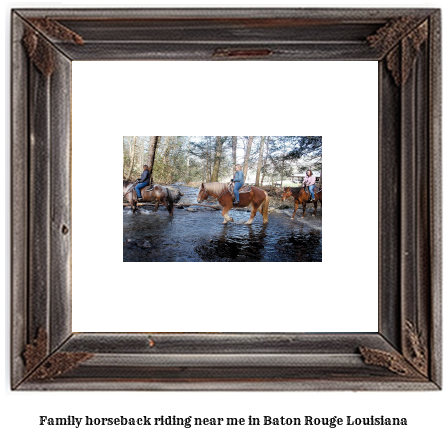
top-left (207, 137), bottom-right (213, 182)
top-left (186, 138), bottom-right (191, 182)
top-left (122, 135), bottom-right (320, 186)
top-left (146, 136), bottom-right (160, 184)
top-left (243, 136), bottom-right (254, 178)
top-left (284, 136), bottom-right (322, 166)
top-left (262, 137), bottom-right (296, 187)
top-left (211, 136), bottom-right (222, 182)
top-left (260, 136), bottom-right (270, 186)
top-left (231, 136), bottom-right (237, 174)
top-left (211, 136), bottom-right (228, 182)
top-left (125, 136), bottom-right (137, 180)
top-left (255, 136), bottom-right (266, 186)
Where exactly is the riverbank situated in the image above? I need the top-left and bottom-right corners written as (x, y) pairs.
top-left (125, 183), bottom-right (321, 217)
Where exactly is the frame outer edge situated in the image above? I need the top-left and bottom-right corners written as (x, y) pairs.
top-left (12, 7), bottom-right (438, 20)
top-left (10, 7), bottom-right (441, 391)
top-left (16, 379), bottom-right (440, 392)
top-left (428, 10), bottom-right (442, 388)
top-left (399, 20), bottom-right (435, 377)
top-left (11, 12), bottom-right (29, 388)
top-left (409, 23), bottom-right (430, 377)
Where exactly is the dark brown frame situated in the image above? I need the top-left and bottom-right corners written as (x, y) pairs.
top-left (11, 8), bottom-right (441, 390)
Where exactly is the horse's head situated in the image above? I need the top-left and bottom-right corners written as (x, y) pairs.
top-left (282, 187), bottom-right (292, 201)
top-left (197, 183), bottom-right (209, 203)
top-left (123, 180), bottom-right (134, 196)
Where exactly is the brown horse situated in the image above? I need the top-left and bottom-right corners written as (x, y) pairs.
top-left (282, 186), bottom-right (322, 219)
top-left (123, 180), bottom-right (174, 216)
top-left (197, 182), bottom-right (269, 224)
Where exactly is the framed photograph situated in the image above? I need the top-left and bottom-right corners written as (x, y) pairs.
top-left (121, 136), bottom-right (323, 263)
top-left (11, 8), bottom-right (441, 390)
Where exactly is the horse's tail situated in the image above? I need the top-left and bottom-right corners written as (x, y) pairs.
top-left (166, 188), bottom-right (174, 215)
top-left (261, 190), bottom-right (269, 223)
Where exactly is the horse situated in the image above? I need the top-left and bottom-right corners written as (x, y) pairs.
top-left (282, 186), bottom-right (322, 219)
top-left (197, 182), bottom-right (269, 224)
top-left (123, 180), bottom-right (174, 216)
top-left (123, 180), bottom-right (138, 213)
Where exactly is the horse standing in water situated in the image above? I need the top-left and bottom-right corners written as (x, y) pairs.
top-left (197, 182), bottom-right (269, 224)
top-left (123, 180), bottom-right (174, 216)
top-left (123, 180), bottom-right (139, 213)
top-left (282, 186), bottom-right (322, 219)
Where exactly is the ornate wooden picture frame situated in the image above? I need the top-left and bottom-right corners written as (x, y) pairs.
top-left (11, 8), bottom-right (441, 390)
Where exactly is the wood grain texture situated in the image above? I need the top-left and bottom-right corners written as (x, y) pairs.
top-left (378, 59), bottom-right (401, 350)
top-left (428, 10), bottom-right (442, 388)
top-left (11, 7), bottom-right (442, 391)
top-left (11, 13), bottom-right (29, 389)
top-left (49, 50), bottom-right (73, 350)
top-left (28, 54), bottom-right (51, 345)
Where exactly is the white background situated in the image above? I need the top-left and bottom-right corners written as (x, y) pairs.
top-left (72, 60), bottom-right (378, 332)
top-left (2, 1), bottom-right (445, 438)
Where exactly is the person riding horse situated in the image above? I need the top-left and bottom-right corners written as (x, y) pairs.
top-left (303, 170), bottom-right (316, 202)
top-left (135, 165), bottom-right (151, 201)
top-left (231, 164), bottom-right (244, 205)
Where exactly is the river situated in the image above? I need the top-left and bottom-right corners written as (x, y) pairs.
top-left (123, 185), bottom-right (322, 262)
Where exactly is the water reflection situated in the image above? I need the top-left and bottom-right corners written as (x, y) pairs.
top-left (123, 186), bottom-right (322, 262)
top-left (195, 222), bottom-right (268, 262)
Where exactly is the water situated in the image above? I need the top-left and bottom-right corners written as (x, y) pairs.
top-left (123, 185), bottom-right (322, 262)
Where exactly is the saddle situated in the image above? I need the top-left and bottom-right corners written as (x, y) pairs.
top-left (229, 182), bottom-right (251, 200)
top-left (144, 185), bottom-right (155, 192)
top-left (304, 185), bottom-right (321, 201)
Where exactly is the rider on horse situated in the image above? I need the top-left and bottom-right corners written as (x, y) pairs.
top-left (231, 164), bottom-right (244, 205)
top-left (303, 170), bottom-right (316, 201)
top-left (135, 165), bottom-right (151, 201)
